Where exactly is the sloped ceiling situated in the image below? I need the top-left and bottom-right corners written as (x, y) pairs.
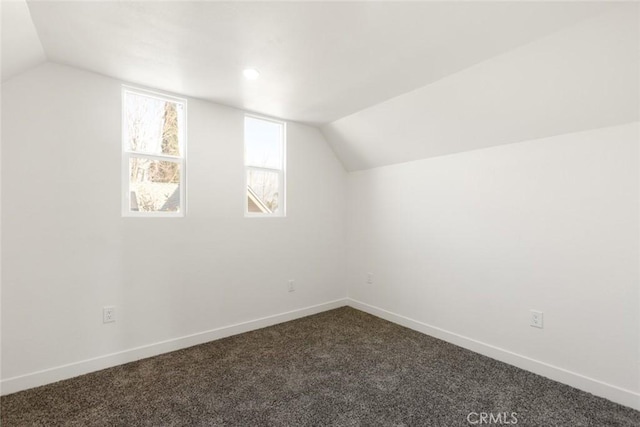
top-left (5, 2), bottom-right (637, 171)
top-left (322, 5), bottom-right (640, 171)
top-left (25, 1), bottom-right (612, 125)
top-left (1, 0), bottom-right (46, 82)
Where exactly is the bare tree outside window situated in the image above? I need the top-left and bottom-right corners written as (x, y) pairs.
top-left (247, 169), bottom-right (279, 212)
top-left (123, 88), bottom-right (186, 216)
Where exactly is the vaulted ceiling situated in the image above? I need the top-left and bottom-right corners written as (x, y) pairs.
top-left (2, 1), bottom-right (638, 171)
top-left (1, 0), bottom-right (45, 81)
top-left (323, 5), bottom-right (639, 170)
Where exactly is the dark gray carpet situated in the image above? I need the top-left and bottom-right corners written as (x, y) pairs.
top-left (1, 307), bottom-right (638, 426)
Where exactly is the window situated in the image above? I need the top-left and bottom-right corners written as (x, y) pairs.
top-left (122, 87), bottom-right (186, 216)
top-left (244, 116), bottom-right (286, 216)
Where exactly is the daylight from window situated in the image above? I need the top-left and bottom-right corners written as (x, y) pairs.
top-left (245, 116), bottom-right (285, 216)
top-left (123, 89), bottom-right (185, 215)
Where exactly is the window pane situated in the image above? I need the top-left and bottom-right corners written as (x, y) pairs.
top-left (245, 117), bottom-right (283, 169)
top-left (247, 170), bottom-right (280, 214)
top-left (129, 157), bottom-right (181, 212)
top-left (125, 91), bottom-right (183, 157)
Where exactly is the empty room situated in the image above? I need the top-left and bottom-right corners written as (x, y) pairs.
top-left (1, 0), bottom-right (639, 425)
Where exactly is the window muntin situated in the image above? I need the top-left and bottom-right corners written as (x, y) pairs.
top-left (122, 87), bottom-right (186, 216)
top-left (244, 116), bottom-right (285, 216)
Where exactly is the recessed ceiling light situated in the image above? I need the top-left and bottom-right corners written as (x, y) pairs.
top-left (243, 68), bottom-right (260, 80)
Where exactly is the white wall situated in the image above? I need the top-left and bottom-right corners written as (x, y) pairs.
top-left (1, 62), bottom-right (347, 390)
top-left (347, 123), bottom-right (640, 407)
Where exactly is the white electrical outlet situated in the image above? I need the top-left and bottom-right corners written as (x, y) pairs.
top-left (288, 280), bottom-right (295, 292)
top-left (103, 306), bottom-right (116, 323)
top-left (530, 310), bottom-right (543, 328)
top-left (366, 273), bottom-right (373, 284)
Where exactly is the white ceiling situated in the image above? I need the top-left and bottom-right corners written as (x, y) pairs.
top-left (25, 0), bottom-right (614, 125)
top-left (322, 5), bottom-right (640, 171)
top-left (4, 1), bottom-right (636, 172)
top-left (1, 0), bottom-right (46, 81)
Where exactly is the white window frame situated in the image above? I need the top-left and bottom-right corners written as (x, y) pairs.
top-left (244, 114), bottom-right (286, 218)
top-left (121, 86), bottom-right (187, 217)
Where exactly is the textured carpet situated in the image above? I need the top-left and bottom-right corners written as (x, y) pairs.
top-left (1, 307), bottom-right (638, 426)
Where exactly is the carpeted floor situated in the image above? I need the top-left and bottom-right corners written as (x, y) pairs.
top-left (1, 307), bottom-right (638, 426)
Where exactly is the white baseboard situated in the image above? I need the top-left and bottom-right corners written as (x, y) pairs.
top-left (4, 297), bottom-right (638, 411)
top-left (347, 298), bottom-right (640, 411)
top-left (0, 298), bottom-right (349, 396)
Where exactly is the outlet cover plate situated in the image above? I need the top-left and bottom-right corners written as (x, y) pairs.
top-left (103, 306), bottom-right (116, 323)
top-left (530, 310), bottom-right (543, 328)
